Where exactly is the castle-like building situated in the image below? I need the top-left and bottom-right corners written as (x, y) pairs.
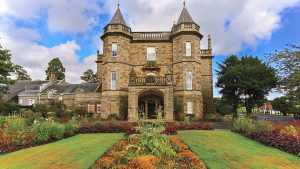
top-left (96, 4), bottom-right (214, 121)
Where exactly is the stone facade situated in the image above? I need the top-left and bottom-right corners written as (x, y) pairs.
top-left (96, 5), bottom-right (214, 121)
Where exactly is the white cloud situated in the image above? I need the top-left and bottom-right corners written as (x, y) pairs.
top-left (103, 0), bottom-right (300, 55)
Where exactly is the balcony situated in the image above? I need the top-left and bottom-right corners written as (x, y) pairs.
top-left (129, 76), bottom-right (167, 86)
top-left (142, 61), bottom-right (160, 71)
top-left (132, 32), bottom-right (172, 41)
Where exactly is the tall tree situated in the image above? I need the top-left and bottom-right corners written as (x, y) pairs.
top-left (13, 64), bottom-right (31, 80)
top-left (216, 55), bottom-right (278, 116)
top-left (267, 44), bottom-right (300, 99)
top-left (45, 57), bottom-right (65, 80)
top-left (0, 43), bottom-right (14, 96)
top-left (216, 55), bottom-right (241, 117)
top-left (272, 97), bottom-right (293, 116)
top-left (81, 69), bottom-right (97, 83)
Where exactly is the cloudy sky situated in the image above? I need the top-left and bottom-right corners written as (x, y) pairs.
top-left (1, 0), bottom-right (300, 99)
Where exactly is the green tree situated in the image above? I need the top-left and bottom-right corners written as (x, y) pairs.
top-left (213, 98), bottom-right (233, 116)
top-left (216, 55), bottom-right (241, 117)
top-left (216, 55), bottom-right (278, 116)
top-left (0, 43), bottom-right (14, 96)
top-left (267, 44), bottom-right (300, 98)
top-left (81, 69), bottom-right (97, 83)
top-left (13, 64), bottom-right (31, 80)
top-left (272, 97), bottom-right (294, 116)
top-left (45, 57), bottom-right (65, 80)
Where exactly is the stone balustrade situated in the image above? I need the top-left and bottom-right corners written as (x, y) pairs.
top-left (129, 75), bottom-right (167, 86)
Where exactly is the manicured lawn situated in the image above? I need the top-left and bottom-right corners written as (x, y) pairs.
top-left (0, 133), bottom-right (124, 169)
top-left (178, 130), bottom-right (300, 169)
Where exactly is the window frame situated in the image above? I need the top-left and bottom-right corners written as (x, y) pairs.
top-left (112, 42), bottom-right (118, 57)
top-left (186, 70), bottom-right (193, 90)
top-left (185, 42), bottom-right (192, 57)
top-left (147, 47), bottom-right (156, 61)
top-left (111, 71), bottom-right (117, 90)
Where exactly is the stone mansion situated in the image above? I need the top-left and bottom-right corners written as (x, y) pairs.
top-left (5, 4), bottom-right (214, 121)
top-left (96, 4), bottom-right (214, 121)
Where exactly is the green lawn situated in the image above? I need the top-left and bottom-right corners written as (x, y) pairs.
top-left (0, 133), bottom-right (124, 169)
top-left (178, 130), bottom-right (300, 169)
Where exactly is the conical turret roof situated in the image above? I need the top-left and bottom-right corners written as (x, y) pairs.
top-left (110, 6), bottom-right (126, 25)
top-left (177, 6), bottom-right (194, 24)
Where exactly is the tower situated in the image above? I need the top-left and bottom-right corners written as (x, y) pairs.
top-left (171, 3), bottom-right (204, 119)
top-left (98, 4), bottom-right (132, 118)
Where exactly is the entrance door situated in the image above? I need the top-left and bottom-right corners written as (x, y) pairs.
top-left (148, 100), bottom-right (156, 119)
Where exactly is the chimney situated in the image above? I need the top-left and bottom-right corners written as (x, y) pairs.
top-left (50, 74), bottom-right (57, 85)
top-left (208, 35), bottom-right (212, 50)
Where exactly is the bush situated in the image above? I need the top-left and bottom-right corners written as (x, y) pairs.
top-left (232, 118), bottom-right (254, 134)
top-left (33, 122), bottom-right (51, 143)
top-left (280, 125), bottom-right (299, 137)
top-left (205, 113), bottom-right (223, 122)
top-left (64, 121), bottom-right (79, 136)
top-left (0, 116), bottom-right (5, 129)
top-left (49, 123), bottom-right (65, 140)
top-left (164, 122), bottom-right (177, 135)
top-left (253, 121), bottom-right (271, 132)
top-left (107, 114), bottom-right (119, 121)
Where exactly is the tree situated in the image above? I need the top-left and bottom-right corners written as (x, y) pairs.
top-left (13, 64), bottom-right (31, 80)
top-left (0, 43), bottom-right (14, 96)
top-left (213, 98), bottom-right (233, 116)
top-left (45, 57), bottom-right (65, 80)
top-left (216, 55), bottom-right (241, 117)
top-left (81, 69), bottom-right (97, 83)
top-left (267, 44), bottom-right (300, 99)
top-left (216, 55), bottom-right (278, 116)
top-left (272, 97), bottom-right (295, 116)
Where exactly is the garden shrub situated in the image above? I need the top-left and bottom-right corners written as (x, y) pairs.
top-left (128, 155), bottom-right (161, 169)
top-left (232, 118), bottom-right (254, 134)
top-left (33, 122), bottom-right (51, 143)
top-left (280, 125), bottom-right (299, 137)
top-left (253, 121), bottom-right (271, 132)
top-left (164, 122), bottom-right (177, 135)
top-left (107, 114), bottom-right (119, 121)
top-left (64, 121), bottom-right (79, 136)
top-left (0, 116), bottom-right (5, 129)
top-left (49, 123), bottom-right (65, 140)
top-left (205, 113), bottom-right (223, 122)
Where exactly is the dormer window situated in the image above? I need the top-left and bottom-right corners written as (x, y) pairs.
top-left (147, 47), bottom-right (156, 61)
top-left (112, 42), bottom-right (118, 57)
top-left (185, 42), bottom-right (192, 57)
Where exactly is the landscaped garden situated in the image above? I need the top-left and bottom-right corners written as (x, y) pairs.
top-left (178, 130), bottom-right (300, 169)
top-left (0, 133), bottom-right (124, 169)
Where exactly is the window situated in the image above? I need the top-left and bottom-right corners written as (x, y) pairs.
top-left (187, 101), bottom-right (193, 114)
top-left (186, 42), bottom-right (192, 57)
top-left (28, 99), bottom-right (35, 106)
top-left (186, 71), bottom-right (193, 90)
top-left (88, 104), bottom-right (95, 113)
top-left (97, 104), bottom-right (101, 114)
top-left (112, 42), bottom-right (117, 57)
top-left (111, 71), bottom-right (117, 90)
top-left (19, 99), bottom-right (23, 105)
top-left (147, 47), bottom-right (156, 61)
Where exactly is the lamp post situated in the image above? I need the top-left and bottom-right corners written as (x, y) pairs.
top-left (59, 94), bottom-right (63, 110)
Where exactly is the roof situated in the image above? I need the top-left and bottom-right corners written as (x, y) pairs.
top-left (46, 83), bottom-right (100, 94)
top-left (177, 6), bottom-right (194, 24)
top-left (259, 104), bottom-right (273, 110)
top-left (109, 6), bottom-right (127, 25)
top-left (3, 80), bottom-right (49, 101)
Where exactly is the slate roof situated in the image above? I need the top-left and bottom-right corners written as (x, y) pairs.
top-left (3, 80), bottom-right (49, 101)
top-left (46, 83), bottom-right (100, 94)
top-left (110, 6), bottom-right (127, 25)
top-left (177, 6), bottom-right (194, 24)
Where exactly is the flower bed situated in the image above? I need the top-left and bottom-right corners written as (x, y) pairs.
top-left (232, 119), bottom-right (300, 156)
top-left (92, 136), bottom-right (206, 169)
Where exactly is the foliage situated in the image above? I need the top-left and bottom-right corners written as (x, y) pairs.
top-left (22, 110), bottom-right (43, 125)
top-left (0, 116), bottom-right (5, 129)
top-left (205, 113), bottom-right (223, 122)
top-left (247, 131), bottom-right (300, 155)
top-left (33, 122), bottom-right (51, 143)
top-left (216, 55), bottom-right (278, 116)
top-left (280, 125), bottom-right (299, 137)
top-left (49, 123), bottom-right (65, 140)
top-left (253, 121), bottom-right (271, 132)
top-left (267, 44), bottom-right (300, 98)
top-left (272, 96), bottom-right (295, 116)
top-left (232, 118), bottom-right (254, 134)
top-left (45, 57), bottom-right (65, 80)
top-left (128, 119), bottom-right (177, 158)
top-left (80, 69), bottom-right (97, 83)
top-left (0, 44), bottom-right (14, 96)
top-left (13, 64), bottom-right (31, 80)
top-left (64, 120), bottom-right (79, 136)
top-left (107, 113), bottom-right (119, 121)
top-left (0, 101), bottom-right (21, 116)
top-left (213, 97), bottom-right (233, 116)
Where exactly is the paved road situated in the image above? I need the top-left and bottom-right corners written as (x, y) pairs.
top-left (252, 114), bottom-right (295, 121)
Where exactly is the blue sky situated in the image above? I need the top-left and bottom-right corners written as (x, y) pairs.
top-left (0, 0), bottom-right (300, 99)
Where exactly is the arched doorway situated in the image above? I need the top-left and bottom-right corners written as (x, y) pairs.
top-left (138, 90), bottom-right (164, 119)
